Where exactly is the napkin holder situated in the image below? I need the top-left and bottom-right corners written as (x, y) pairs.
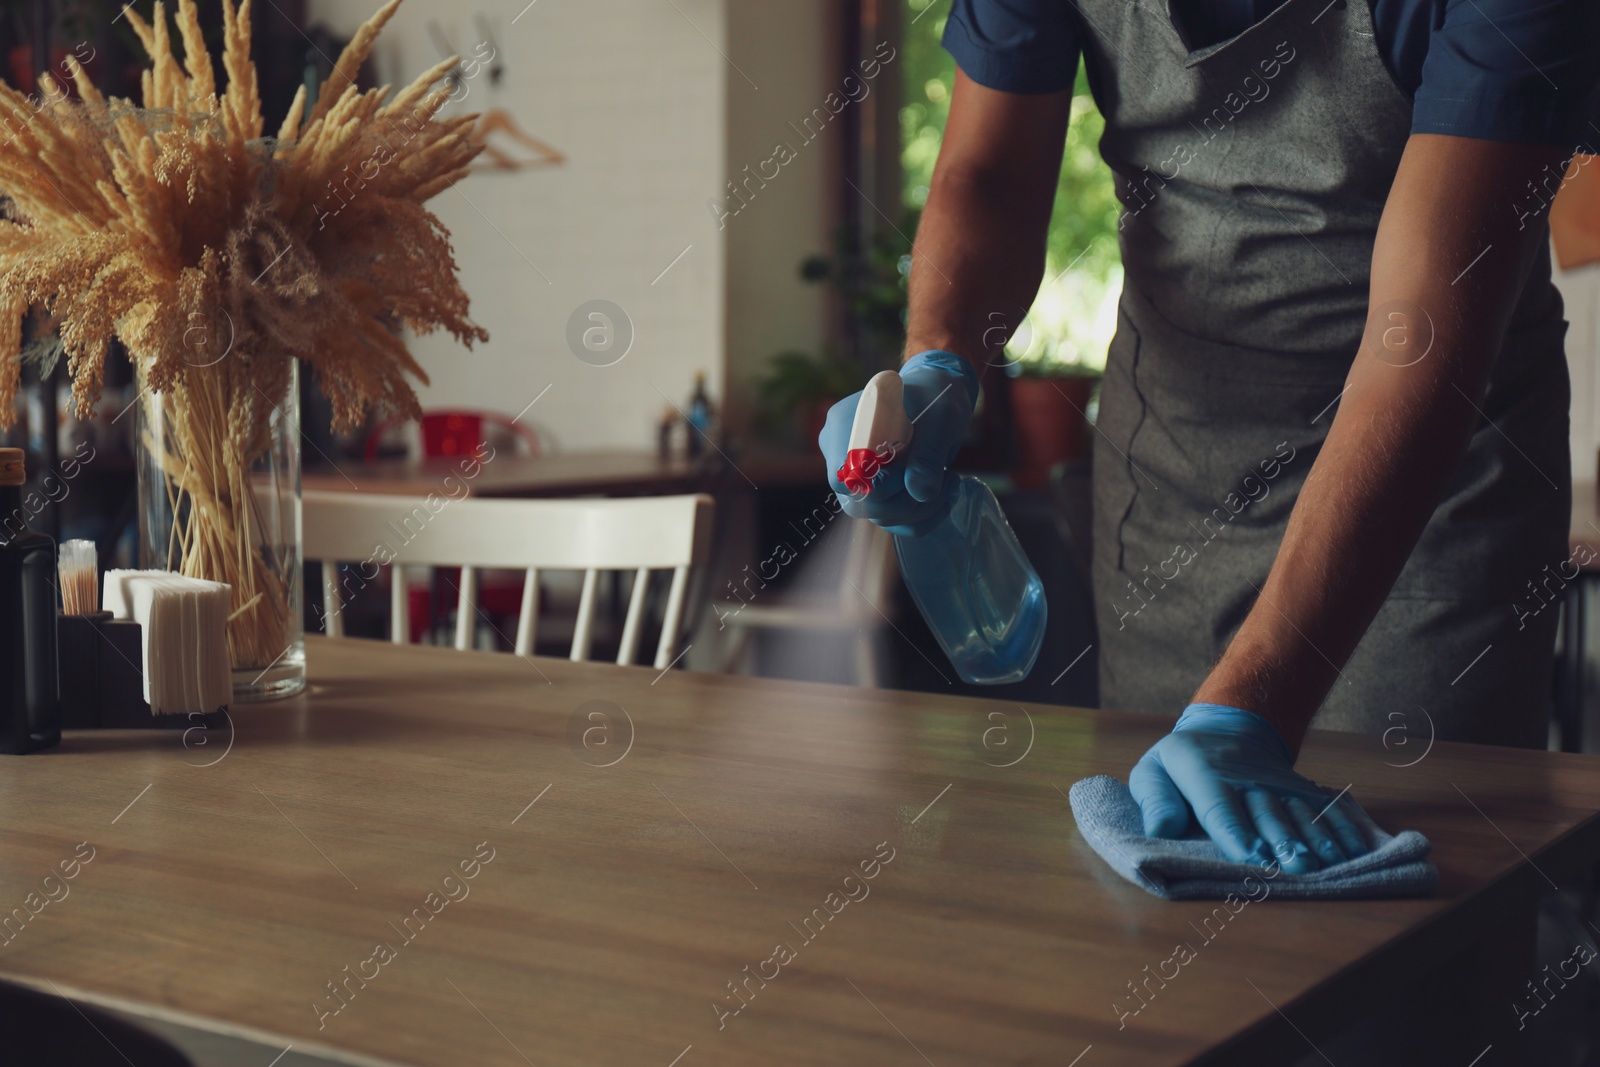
top-left (56, 613), bottom-right (227, 729)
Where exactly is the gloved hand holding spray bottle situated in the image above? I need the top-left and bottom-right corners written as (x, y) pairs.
top-left (821, 351), bottom-right (1046, 685)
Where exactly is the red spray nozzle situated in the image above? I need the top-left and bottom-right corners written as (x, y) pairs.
top-left (839, 371), bottom-right (913, 497)
top-left (837, 448), bottom-right (886, 495)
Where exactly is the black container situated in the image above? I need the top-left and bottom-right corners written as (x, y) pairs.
top-left (0, 448), bottom-right (60, 754)
top-left (55, 613), bottom-right (223, 730)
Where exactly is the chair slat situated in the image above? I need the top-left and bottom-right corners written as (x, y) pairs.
top-left (390, 565), bottom-right (410, 644)
top-left (655, 565), bottom-right (690, 669)
top-left (455, 565), bottom-right (478, 651)
top-left (322, 561), bottom-right (344, 638)
top-left (514, 569), bottom-right (539, 657)
top-left (571, 569), bottom-right (598, 661)
top-left (617, 567), bottom-right (651, 666)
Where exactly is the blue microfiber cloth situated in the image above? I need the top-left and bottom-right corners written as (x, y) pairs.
top-left (1068, 775), bottom-right (1439, 900)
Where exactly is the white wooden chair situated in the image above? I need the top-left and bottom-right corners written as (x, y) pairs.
top-left (714, 518), bottom-right (896, 686)
top-left (303, 491), bottom-right (713, 668)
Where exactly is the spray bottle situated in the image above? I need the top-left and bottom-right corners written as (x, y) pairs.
top-left (837, 371), bottom-right (1047, 684)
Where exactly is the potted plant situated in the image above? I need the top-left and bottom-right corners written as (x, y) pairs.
top-left (1006, 354), bottom-right (1102, 490)
top-left (753, 349), bottom-right (867, 448)
top-left (751, 218), bottom-right (913, 447)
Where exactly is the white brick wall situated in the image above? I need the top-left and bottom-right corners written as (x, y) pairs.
top-left (721, 2), bottom-right (838, 441)
top-left (308, 0), bottom-right (731, 451)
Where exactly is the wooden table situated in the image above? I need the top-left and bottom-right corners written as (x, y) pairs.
top-left (2, 638), bottom-right (1597, 1066)
top-left (301, 449), bottom-right (827, 499)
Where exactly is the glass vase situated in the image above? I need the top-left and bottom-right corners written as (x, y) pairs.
top-left (136, 359), bottom-right (305, 701)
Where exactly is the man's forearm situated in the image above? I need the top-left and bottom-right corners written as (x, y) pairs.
top-left (1191, 135), bottom-right (1570, 755)
top-left (902, 71), bottom-right (1071, 369)
top-left (904, 167), bottom-right (1055, 366)
top-left (1189, 331), bottom-right (1488, 753)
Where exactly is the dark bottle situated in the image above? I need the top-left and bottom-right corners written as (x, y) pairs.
top-left (0, 448), bottom-right (60, 754)
top-left (657, 405), bottom-right (677, 459)
top-left (685, 371), bottom-right (714, 459)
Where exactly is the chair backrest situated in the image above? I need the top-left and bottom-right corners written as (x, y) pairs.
top-left (304, 491), bottom-right (714, 668)
top-left (0, 977), bottom-right (193, 1066)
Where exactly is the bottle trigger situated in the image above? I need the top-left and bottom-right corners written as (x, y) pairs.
top-left (838, 370), bottom-right (913, 496)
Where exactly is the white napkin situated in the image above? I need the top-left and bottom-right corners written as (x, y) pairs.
top-left (103, 570), bottom-right (232, 714)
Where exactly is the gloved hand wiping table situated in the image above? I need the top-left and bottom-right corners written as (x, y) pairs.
top-left (1072, 703), bottom-right (1437, 899)
top-left (1132, 703), bottom-right (1372, 874)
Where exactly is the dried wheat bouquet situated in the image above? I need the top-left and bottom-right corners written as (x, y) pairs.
top-left (0, 0), bottom-right (488, 672)
top-left (0, 0), bottom-right (487, 427)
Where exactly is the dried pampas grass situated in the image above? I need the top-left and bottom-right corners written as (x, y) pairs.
top-left (0, 0), bottom-right (489, 674)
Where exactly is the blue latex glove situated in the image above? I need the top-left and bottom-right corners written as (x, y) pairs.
top-left (818, 350), bottom-right (980, 536)
top-left (1129, 703), bottom-right (1375, 875)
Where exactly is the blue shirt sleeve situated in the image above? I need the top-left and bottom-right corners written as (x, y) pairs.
top-left (941, 0), bottom-right (1081, 95)
top-left (1408, 0), bottom-right (1600, 150)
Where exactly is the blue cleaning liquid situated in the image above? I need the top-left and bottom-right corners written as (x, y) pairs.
top-left (893, 475), bottom-right (1047, 684)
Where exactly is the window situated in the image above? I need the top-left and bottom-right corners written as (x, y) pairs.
top-left (901, 0), bottom-right (1121, 371)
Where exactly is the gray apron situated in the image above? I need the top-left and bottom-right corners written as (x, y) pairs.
top-left (1084, 0), bottom-right (1571, 747)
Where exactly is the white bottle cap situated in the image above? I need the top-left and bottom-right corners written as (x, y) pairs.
top-left (837, 370), bottom-right (914, 495)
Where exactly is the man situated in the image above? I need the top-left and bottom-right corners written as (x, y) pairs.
top-left (820, 0), bottom-right (1599, 873)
